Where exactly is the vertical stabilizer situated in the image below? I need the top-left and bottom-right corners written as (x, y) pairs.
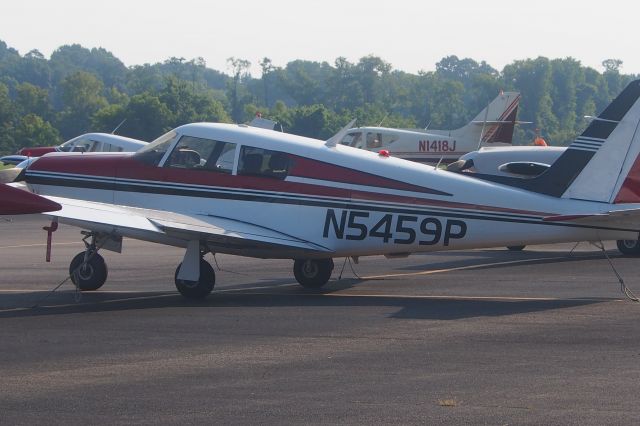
top-left (560, 80), bottom-right (640, 202)
top-left (471, 80), bottom-right (640, 202)
top-left (448, 92), bottom-right (521, 145)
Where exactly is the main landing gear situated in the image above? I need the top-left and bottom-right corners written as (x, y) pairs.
top-left (293, 258), bottom-right (334, 289)
top-left (69, 234), bottom-right (108, 291)
top-left (175, 258), bottom-right (215, 299)
top-left (616, 239), bottom-right (640, 256)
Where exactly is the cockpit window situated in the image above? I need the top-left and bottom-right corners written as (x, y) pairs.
top-left (134, 130), bottom-right (177, 166)
top-left (238, 146), bottom-right (290, 179)
top-left (58, 137), bottom-right (81, 152)
top-left (165, 135), bottom-right (236, 173)
top-left (340, 132), bottom-right (363, 148)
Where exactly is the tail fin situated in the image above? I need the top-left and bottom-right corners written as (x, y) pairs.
top-left (556, 80), bottom-right (640, 202)
top-left (446, 91), bottom-right (521, 145)
top-left (472, 80), bottom-right (640, 202)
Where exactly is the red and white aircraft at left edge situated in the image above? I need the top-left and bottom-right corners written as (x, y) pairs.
top-left (3, 80), bottom-right (640, 299)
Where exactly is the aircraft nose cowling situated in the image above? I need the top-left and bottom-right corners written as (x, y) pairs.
top-left (0, 184), bottom-right (62, 214)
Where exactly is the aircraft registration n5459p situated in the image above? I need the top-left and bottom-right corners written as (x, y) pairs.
top-left (4, 80), bottom-right (640, 298)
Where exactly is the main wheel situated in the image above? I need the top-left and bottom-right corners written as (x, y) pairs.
top-left (616, 239), bottom-right (640, 256)
top-left (507, 245), bottom-right (526, 251)
top-left (293, 258), bottom-right (334, 289)
top-left (175, 259), bottom-right (215, 299)
top-left (69, 251), bottom-right (108, 291)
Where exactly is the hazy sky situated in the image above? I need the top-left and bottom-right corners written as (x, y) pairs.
top-left (1, 0), bottom-right (637, 76)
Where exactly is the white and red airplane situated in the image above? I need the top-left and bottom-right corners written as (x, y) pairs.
top-left (3, 80), bottom-right (640, 299)
top-left (339, 91), bottom-right (521, 164)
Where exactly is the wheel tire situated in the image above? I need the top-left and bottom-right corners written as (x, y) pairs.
top-left (506, 245), bottom-right (526, 251)
top-left (175, 259), bottom-right (215, 299)
top-left (616, 239), bottom-right (640, 256)
top-left (293, 258), bottom-right (334, 289)
top-left (69, 251), bottom-right (108, 291)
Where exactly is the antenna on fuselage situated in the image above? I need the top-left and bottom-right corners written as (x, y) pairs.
top-left (111, 118), bottom-right (127, 135)
top-left (435, 156), bottom-right (444, 170)
top-left (377, 114), bottom-right (388, 127)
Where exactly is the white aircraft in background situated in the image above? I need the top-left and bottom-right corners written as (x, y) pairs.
top-left (3, 81), bottom-right (640, 299)
top-left (1, 133), bottom-right (148, 183)
top-left (339, 91), bottom-right (522, 164)
top-left (17, 132), bottom-right (147, 158)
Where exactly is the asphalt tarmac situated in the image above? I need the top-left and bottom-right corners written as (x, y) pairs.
top-left (1, 216), bottom-right (640, 425)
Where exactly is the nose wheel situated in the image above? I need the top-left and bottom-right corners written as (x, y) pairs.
top-left (293, 258), bottom-right (334, 289)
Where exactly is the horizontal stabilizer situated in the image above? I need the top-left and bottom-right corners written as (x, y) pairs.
top-left (543, 208), bottom-right (640, 231)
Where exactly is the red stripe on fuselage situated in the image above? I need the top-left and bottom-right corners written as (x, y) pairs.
top-left (614, 155), bottom-right (640, 203)
top-left (29, 153), bottom-right (445, 196)
top-left (29, 153), bottom-right (554, 217)
top-left (289, 156), bottom-right (441, 195)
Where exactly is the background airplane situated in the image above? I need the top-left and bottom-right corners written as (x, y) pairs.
top-left (339, 91), bottom-right (522, 164)
top-left (4, 81), bottom-right (640, 300)
top-left (17, 132), bottom-right (147, 158)
top-left (0, 133), bottom-right (148, 184)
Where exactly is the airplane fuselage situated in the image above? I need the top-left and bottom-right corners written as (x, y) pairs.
top-left (24, 124), bottom-right (637, 259)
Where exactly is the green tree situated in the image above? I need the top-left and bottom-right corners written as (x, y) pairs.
top-left (13, 114), bottom-right (61, 149)
top-left (92, 93), bottom-right (173, 141)
top-left (15, 82), bottom-right (52, 119)
top-left (160, 76), bottom-right (230, 126)
top-left (0, 82), bottom-right (16, 154)
top-left (259, 57), bottom-right (275, 107)
top-left (226, 57), bottom-right (252, 122)
top-left (56, 71), bottom-right (108, 137)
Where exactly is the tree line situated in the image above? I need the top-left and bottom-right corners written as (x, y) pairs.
top-left (0, 39), bottom-right (635, 155)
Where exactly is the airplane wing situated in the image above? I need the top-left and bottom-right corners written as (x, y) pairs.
top-left (543, 209), bottom-right (640, 232)
top-left (43, 195), bottom-right (333, 258)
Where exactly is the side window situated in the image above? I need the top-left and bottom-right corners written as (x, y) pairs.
top-left (101, 142), bottom-right (116, 152)
top-left (238, 146), bottom-right (290, 179)
top-left (87, 140), bottom-right (102, 152)
top-left (166, 135), bottom-right (236, 174)
top-left (381, 133), bottom-right (398, 147)
top-left (366, 132), bottom-right (383, 149)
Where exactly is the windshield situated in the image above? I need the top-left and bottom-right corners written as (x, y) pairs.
top-left (58, 136), bottom-right (82, 152)
top-left (134, 130), bottom-right (178, 166)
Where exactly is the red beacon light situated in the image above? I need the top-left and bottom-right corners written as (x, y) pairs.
top-left (378, 149), bottom-right (390, 157)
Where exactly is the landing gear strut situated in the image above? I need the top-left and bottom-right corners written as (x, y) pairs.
top-left (69, 233), bottom-right (108, 291)
top-left (293, 258), bottom-right (334, 289)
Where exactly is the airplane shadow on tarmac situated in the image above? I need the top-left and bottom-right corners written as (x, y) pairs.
top-left (0, 278), bottom-right (606, 321)
top-left (390, 249), bottom-right (622, 273)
